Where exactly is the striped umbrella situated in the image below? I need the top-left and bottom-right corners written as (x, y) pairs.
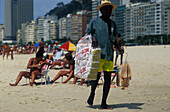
top-left (59, 41), bottom-right (76, 51)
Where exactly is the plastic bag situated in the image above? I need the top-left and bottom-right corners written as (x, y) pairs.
top-left (74, 34), bottom-right (101, 80)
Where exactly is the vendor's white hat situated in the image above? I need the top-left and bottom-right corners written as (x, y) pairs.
top-left (97, 0), bottom-right (117, 10)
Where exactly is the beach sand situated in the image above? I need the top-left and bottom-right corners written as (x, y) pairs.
top-left (0, 45), bottom-right (170, 112)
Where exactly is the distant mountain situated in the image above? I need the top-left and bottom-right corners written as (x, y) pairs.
top-left (130, 0), bottom-right (150, 3)
top-left (46, 0), bottom-right (92, 19)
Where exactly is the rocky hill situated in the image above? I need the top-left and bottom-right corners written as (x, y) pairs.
top-left (46, 0), bottom-right (92, 19)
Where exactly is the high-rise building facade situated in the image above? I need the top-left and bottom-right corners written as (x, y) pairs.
top-left (125, 6), bottom-right (133, 40)
top-left (164, 0), bottom-right (170, 35)
top-left (0, 24), bottom-right (4, 42)
top-left (49, 21), bottom-right (58, 40)
top-left (111, 0), bottom-right (130, 6)
top-left (59, 17), bottom-right (67, 39)
top-left (4, 0), bottom-right (33, 44)
top-left (92, 0), bottom-right (100, 18)
top-left (115, 5), bottom-right (126, 38)
top-left (111, 0), bottom-right (170, 40)
top-left (38, 17), bottom-right (45, 41)
top-left (70, 11), bottom-right (92, 42)
top-left (130, 1), bottom-right (167, 38)
top-left (25, 21), bottom-right (36, 43)
top-left (66, 14), bottom-right (72, 39)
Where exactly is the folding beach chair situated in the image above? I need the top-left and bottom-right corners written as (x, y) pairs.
top-left (25, 65), bottom-right (50, 85)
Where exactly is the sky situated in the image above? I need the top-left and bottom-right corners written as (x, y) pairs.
top-left (0, 0), bottom-right (72, 24)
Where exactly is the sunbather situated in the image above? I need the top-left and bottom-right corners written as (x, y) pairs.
top-left (50, 53), bottom-right (74, 83)
top-left (9, 52), bottom-right (44, 86)
top-left (50, 53), bottom-right (85, 85)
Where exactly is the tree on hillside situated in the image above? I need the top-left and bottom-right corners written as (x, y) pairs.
top-left (57, 2), bottom-right (64, 8)
top-left (82, 0), bottom-right (92, 11)
top-left (46, 1), bottom-right (82, 19)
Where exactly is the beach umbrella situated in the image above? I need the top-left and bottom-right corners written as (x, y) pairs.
top-left (59, 41), bottom-right (76, 51)
top-left (34, 42), bottom-right (39, 47)
top-left (55, 42), bottom-right (66, 48)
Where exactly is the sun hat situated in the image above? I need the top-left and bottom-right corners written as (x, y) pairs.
top-left (97, 0), bottom-right (117, 10)
top-left (43, 53), bottom-right (48, 57)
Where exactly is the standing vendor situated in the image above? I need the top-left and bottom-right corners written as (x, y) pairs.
top-left (85, 0), bottom-right (118, 109)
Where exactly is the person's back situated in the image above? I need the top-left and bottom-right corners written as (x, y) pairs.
top-left (39, 40), bottom-right (44, 48)
top-left (3, 44), bottom-right (9, 52)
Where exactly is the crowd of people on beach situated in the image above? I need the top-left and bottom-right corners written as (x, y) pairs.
top-left (9, 38), bottom-right (85, 87)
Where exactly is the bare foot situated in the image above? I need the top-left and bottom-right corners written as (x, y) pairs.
top-left (9, 83), bottom-right (17, 86)
top-left (29, 82), bottom-right (33, 86)
top-left (79, 83), bottom-right (83, 86)
top-left (62, 81), bottom-right (67, 84)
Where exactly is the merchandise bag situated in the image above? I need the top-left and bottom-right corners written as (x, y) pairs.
top-left (74, 35), bottom-right (101, 80)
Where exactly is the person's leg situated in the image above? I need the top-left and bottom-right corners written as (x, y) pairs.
top-left (115, 48), bottom-right (120, 66)
top-left (9, 71), bottom-right (30, 86)
top-left (72, 76), bottom-right (78, 84)
top-left (87, 72), bottom-right (101, 105)
top-left (50, 61), bottom-right (61, 69)
top-left (3, 52), bottom-right (5, 59)
top-left (120, 54), bottom-right (123, 65)
top-left (6, 51), bottom-right (9, 59)
top-left (62, 71), bottom-right (74, 83)
top-left (11, 51), bottom-right (14, 60)
top-left (115, 55), bottom-right (118, 66)
top-left (79, 79), bottom-right (85, 86)
top-left (29, 71), bottom-right (41, 86)
top-left (101, 71), bottom-right (112, 108)
top-left (51, 71), bottom-right (68, 83)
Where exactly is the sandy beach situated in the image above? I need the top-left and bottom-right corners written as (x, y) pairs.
top-left (0, 45), bottom-right (170, 112)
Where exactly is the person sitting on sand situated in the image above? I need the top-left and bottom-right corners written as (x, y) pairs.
top-left (50, 53), bottom-right (74, 83)
top-left (9, 52), bottom-right (44, 86)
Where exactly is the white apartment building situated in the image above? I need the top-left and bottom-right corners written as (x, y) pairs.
top-left (125, 6), bottom-right (133, 40)
top-left (16, 29), bottom-right (21, 44)
top-left (38, 17), bottom-right (45, 41)
top-left (164, 0), bottom-right (170, 35)
top-left (25, 21), bottom-right (36, 43)
top-left (66, 14), bottom-right (72, 39)
top-left (59, 17), bottom-right (67, 39)
top-left (49, 21), bottom-right (58, 40)
top-left (111, 0), bottom-right (130, 6)
top-left (0, 24), bottom-right (4, 42)
top-left (126, 0), bottom-right (169, 39)
top-left (92, 0), bottom-right (100, 18)
top-left (37, 17), bottom-right (58, 42)
top-left (43, 19), bottom-right (50, 41)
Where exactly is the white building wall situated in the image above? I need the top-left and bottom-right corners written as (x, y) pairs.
top-left (0, 25), bottom-right (4, 41)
